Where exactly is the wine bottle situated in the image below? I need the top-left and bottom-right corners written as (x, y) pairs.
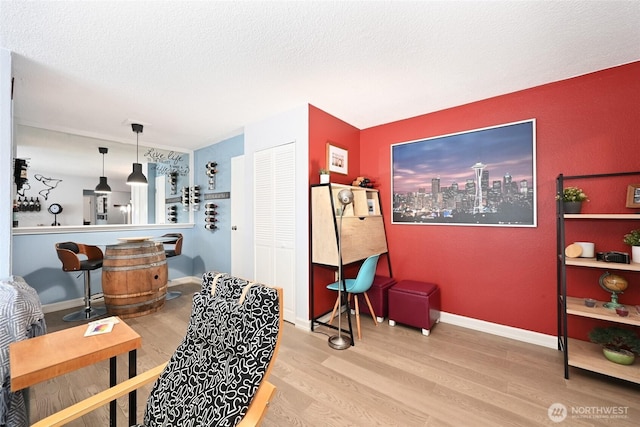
top-left (28, 197), bottom-right (35, 211)
top-left (35, 197), bottom-right (41, 212)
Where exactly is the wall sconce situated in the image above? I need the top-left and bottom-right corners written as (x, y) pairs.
top-left (94, 147), bottom-right (112, 193)
top-left (126, 123), bottom-right (148, 186)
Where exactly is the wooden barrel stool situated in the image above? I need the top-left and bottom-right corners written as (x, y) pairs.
top-left (102, 241), bottom-right (168, 318)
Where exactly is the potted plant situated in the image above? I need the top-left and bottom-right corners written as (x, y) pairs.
top-left (319, 168), bottom-right (330, 184)
top-left (557, 186), bottom-right (588, 214)
top-left (623, 228), bottom-right (640, 263)
top-left (588, 326), bottom-right (640, 365)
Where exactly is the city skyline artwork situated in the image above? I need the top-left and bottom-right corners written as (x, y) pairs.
top-left (391, 119), bottom-right (536, 227)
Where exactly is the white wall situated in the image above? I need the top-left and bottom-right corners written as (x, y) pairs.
top-left (244, 105), bottom-right (310, 327)
top-left (0, 49), bottom-right (12, 280)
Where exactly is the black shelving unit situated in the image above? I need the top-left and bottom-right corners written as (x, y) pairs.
top-left (557, 171), bottom-right (640, 383)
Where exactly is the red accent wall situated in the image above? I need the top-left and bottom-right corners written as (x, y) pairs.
top-left (309, 105), bottom-right (361, 316)
top-left (356, 62), bottom-right (640, 336)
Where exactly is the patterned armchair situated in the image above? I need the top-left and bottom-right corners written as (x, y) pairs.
top-left (33, 273), bottom-right (282, 427)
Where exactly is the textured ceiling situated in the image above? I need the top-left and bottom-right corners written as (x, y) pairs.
top-left (1, 1), bottom-right (639, 151)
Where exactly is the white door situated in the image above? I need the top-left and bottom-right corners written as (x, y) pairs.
top-left (231, 155), bottom-right (250, 279)
top-left (254, 143), bottom-right (296, 323)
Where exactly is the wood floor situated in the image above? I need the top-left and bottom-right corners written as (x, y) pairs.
top-left (31, 282), bottom-right (639, 426)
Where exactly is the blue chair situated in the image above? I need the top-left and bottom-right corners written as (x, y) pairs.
top-left (327, 254), bottom-right (380, 339)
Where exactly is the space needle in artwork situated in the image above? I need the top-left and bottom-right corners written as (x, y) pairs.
top-left (471, 162), bottom-right (486, 214)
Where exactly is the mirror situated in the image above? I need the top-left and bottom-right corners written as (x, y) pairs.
top-left (13, 124), bottom-right (192, 227)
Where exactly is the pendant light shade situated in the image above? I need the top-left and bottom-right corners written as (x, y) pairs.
top-left (127, 123), bottom-right (148, 186)
top-left (95, 147), bottom-right (112, 193)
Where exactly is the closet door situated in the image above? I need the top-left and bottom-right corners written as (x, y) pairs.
top-left (254, 142), bottom-right (296, 322)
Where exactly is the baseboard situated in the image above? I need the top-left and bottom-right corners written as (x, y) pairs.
top-left (299, 310), bottom-right (556, 349)
top-left (41, 276), bottom-right (203, 314)
top-left (42, 298), bottom-right (86, 314)
top-left (439, 312), bottom-right (557, 349)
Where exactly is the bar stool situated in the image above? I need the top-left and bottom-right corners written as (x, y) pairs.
top-left (55, 242), bottom-right (107, 321)
top-left (161, 233), bottom-right (183, 300)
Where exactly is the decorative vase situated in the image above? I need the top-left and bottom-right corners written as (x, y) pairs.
top-left (320, 174), bottom-right (330, 184)
top-left (563, 201), bottom-right (582, 214)
top-left (602, 347), bottom-right (635, 365)
top-left (632, 246), bottom-right (640, 264)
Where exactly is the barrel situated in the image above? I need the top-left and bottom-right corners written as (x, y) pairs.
top-left (102, 241), bottom-right (168, 318)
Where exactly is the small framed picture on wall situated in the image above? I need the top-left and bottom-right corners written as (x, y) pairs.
top-left (327, 142), bottom-right (348, 175)
top-left (625, 184), bottom-right (640, 208)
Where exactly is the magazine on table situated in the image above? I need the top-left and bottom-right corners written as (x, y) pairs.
top-left (84, 316), bottom-right (120, 336)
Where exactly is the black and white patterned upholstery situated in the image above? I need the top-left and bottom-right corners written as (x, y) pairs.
top-left (1, 276), bottom-right (46, 427)
top-left (138, 273), bottom-right (281, 427)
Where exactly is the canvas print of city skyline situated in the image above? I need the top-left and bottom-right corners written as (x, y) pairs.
top-left (391, 119), bottom-right (536, 227)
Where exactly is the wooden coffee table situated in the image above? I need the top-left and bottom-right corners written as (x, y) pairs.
top-left (10, 317), bottom-right (141, 427)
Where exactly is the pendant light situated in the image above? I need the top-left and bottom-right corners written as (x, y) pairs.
top-left (94, 147), bottom-right (112, 193)
top-left (126, 123), bottom-right (148, 185)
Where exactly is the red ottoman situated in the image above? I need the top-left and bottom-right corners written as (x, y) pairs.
top-left (388, 280), bottom-right (440, 336)
top-left (349, 275), bottom-right (396, 322)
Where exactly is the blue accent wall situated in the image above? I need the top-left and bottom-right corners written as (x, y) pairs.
top-left (191, 134), bottom-right (244, 276)
top-left (11, 134), bottom-right (243, 307)
top-left (13, 226), bottom-right (193, 305)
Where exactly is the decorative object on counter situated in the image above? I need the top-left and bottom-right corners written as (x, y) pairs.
top-left (167, 205), bottom-right (177, 223)
top-left (574, 241), bottom-right (595, 258)
top-left (14, 196), bottom-right (41, 212)
top-left (328, 188), bottom-right (354, 351)
top-left (595, 250), bottom-right (630, 264)
top-left (625, 183), bottom-right (640, 208)
top-left (584, 298), bottom-right (596, 308)
top-left (181, 186), bottom-right (190, 211)
top-left (564, 243), bottom-right (582, 258)
top-left (126, 123), bottom-right (148, 186)
top-left (351, 176), bottom-right (375, 188)
top-left (206, 161), bottom-right (218, 190)
top-left (326, 142), bottom-right (348, 175)
top-left (623, 228), bottom-right (640, 263)
top-left (557, 186), bottom-right (588, 214)
top-left (190, 185), bottom-right (201, 211)
top-left (95, 147), bottom-right (112, 194)
top-left (12, 199), bottom-right (18, 226)
top-left (598, 272), bottom-right (628, 309)
top-left (204, 201), bottom-right (218, 230)
top-left (319, 168), bottom-right (330, 184)
top-left (168, 171), bottom-right (178, 195)
top-left (48, 203), bottom-right (63, 226)
top-left (588, 326), bottom-right (640, 365)
top-left (615, 306), bottom-right (629, 317)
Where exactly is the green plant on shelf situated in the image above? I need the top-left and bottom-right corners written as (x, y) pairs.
top-left (588, 326), bottom-right (640, 355)
top-left (556, 186), bottom-right (588, 202)
top-left (623, 229), bottom-right (640, 246)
